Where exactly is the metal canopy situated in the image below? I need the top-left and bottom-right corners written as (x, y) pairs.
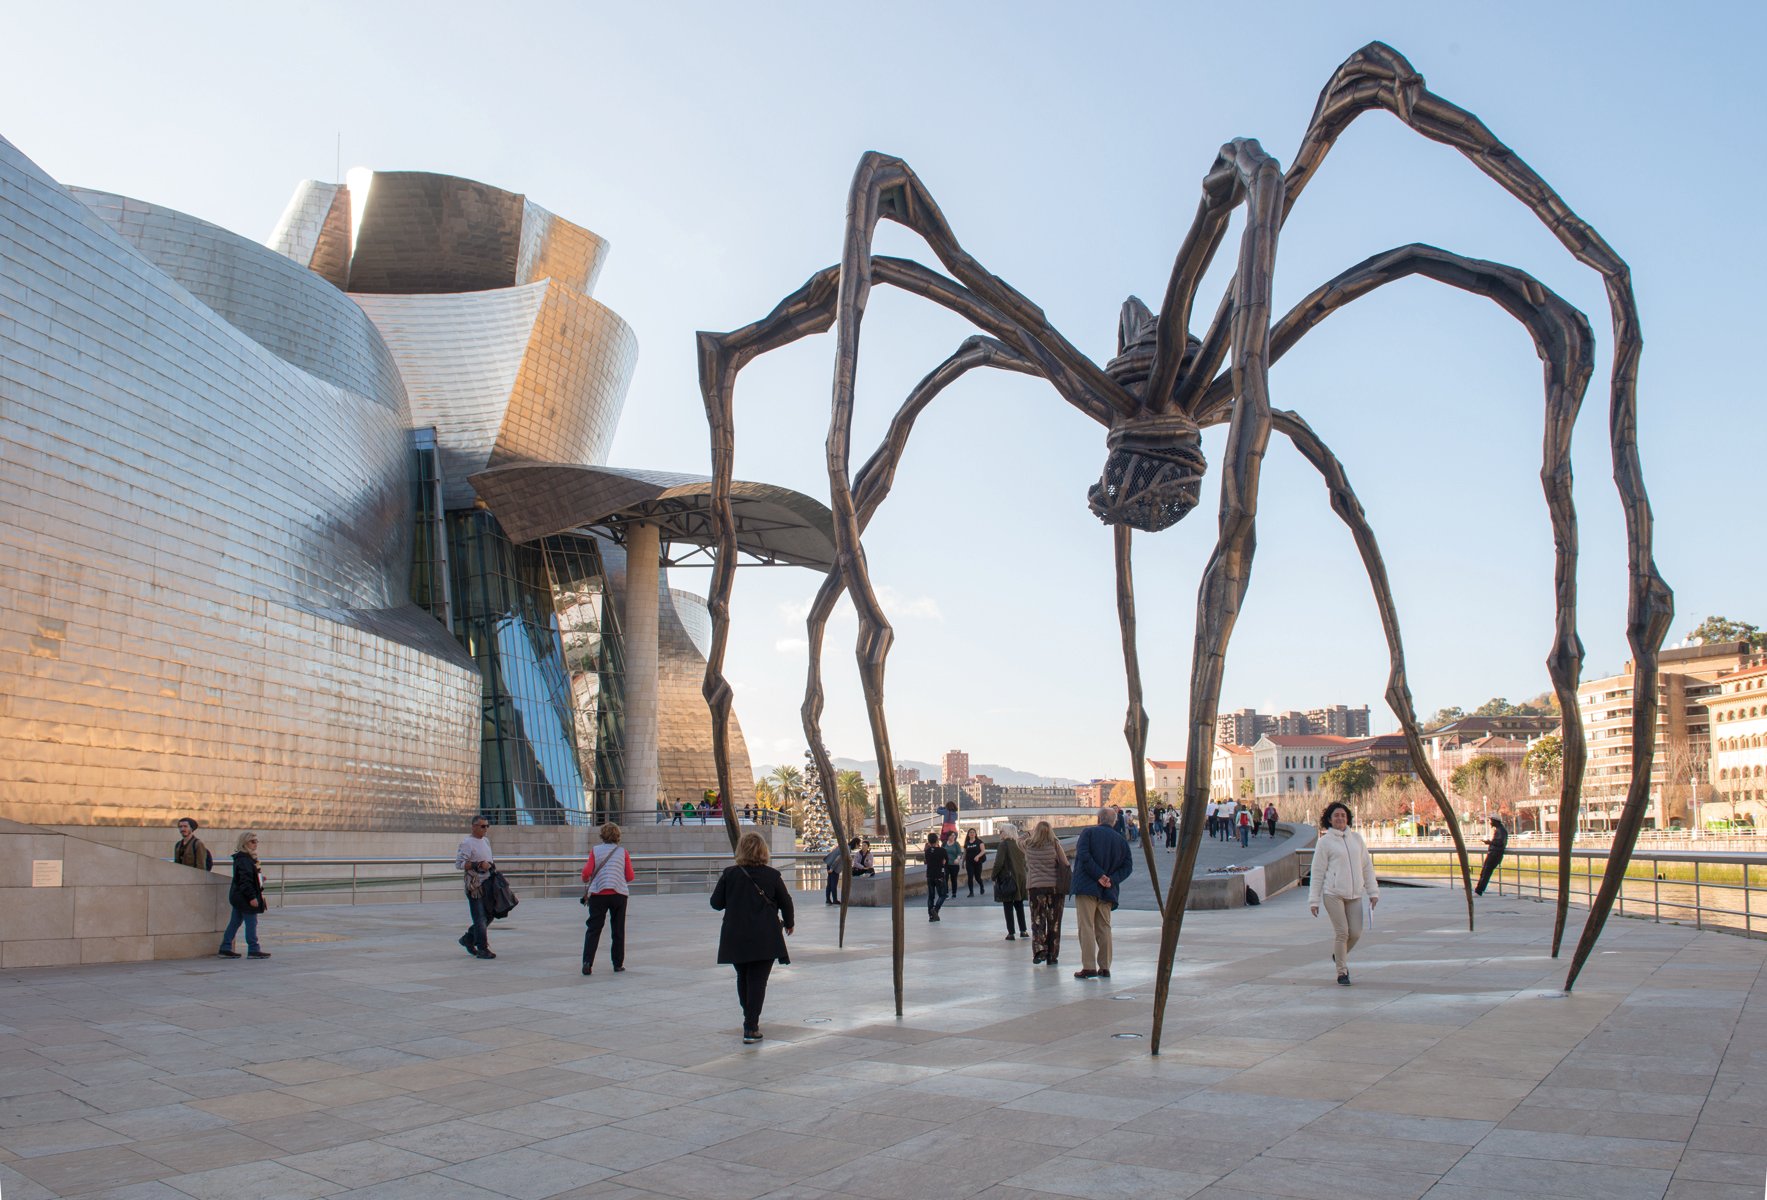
top-left (468, 463), bottom-right (836, 570)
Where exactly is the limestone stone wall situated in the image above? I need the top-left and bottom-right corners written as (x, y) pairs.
top-left (0, 818), bottom-right (230, 967)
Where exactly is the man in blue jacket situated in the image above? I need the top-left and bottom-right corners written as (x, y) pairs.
top-left (1071, 805), bottom-right (1132, 979)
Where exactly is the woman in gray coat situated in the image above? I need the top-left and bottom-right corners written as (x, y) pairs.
top-left (710, 832), bottom-right (795, 1044)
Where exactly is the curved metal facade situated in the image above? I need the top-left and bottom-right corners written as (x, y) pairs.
top-left (0, 136), bottom-right (479, 831)
top-left (73, 187), bottom-right (408, 411)
top-left (355, 284), bottom-right (636, 508)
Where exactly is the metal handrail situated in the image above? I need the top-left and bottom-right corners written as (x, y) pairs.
top-left (255, 852), bottom-right (835, 908)
top-left (1362, 845), bottom-right (1765, 939)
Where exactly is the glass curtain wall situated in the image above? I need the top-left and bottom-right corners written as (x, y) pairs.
top-left (543, 535), bottom-right (625, 824)
top-left (410, 433), bottom-right (452, 626)
top-left (445, 510), bottom-right (589, 824)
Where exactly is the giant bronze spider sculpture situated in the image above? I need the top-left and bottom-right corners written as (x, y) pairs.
top-left (700, 43), bottom-right (1671, 1051)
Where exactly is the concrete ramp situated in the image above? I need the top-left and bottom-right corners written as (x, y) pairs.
top-left (0, 818), bottom-right (229, 966)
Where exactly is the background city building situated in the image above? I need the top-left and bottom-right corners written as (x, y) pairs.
top-left (1217, 704), bottom-right (1370, 746)
top-left (1320, 733), bottom-right (1418, 781)
top-left (1211, 744), bottom-right (1255, 801)
top-left (1253, 734), bottom-right (1356, 811)
top-left (941, 749), bottom-right (971, 785)
top-left (1146, 759), bottom-right (1186, 806)
top-left (1705, 657), bottom-right (1767, 829)
top-left (1543, 641), bottom-right (1751, 833)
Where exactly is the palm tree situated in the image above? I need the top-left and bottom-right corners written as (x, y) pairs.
top-left (835, 769), bottom-right (870, 834)
top-left (768, 765), bottom-right (804, 816)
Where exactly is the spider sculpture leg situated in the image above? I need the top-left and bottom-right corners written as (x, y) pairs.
top-left (1113, 525), bottom-right (1163, 913)
top-left (821, 154), bottom-right (1144, 1013)
top-left (701, 232), bottom-right (1100, 1012)
top-left (1150, 138), bottom-right (1285, 1055)
top-left (800, 337), bottom-right (1042, 947)
top-left (1197, 244), bottom-right (1597, 934)
top-left (1220, 42), bottom-right (1670, 987)
top-left (700, 267), bottom-right (841, 854)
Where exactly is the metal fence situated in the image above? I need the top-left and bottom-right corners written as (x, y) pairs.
top-left (251, 839), bottom-right (1038, 909)
top-left (1364, 845), bottom-right (1767, 939)
top-left (255, 852), bottom-right (833, 908)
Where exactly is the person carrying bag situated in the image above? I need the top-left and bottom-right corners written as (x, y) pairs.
top-left (580, 822), bottom-right (633, 975)
top-left (992, 824), bottom-right (1028, 940)
top-left (710, 832), bottom-right (794, 1044)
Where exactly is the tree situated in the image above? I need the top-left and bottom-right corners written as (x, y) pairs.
top-left (753, 777), bottom-right (776, 806)
top-left (1238, 777), bottom-right (1256, 800)
top-left (1473, 697), bottom-right (1515, 717)
top-left (1318, 758), bottom-right (1377, 803)
top-left (1450, 754), bottom-right (1508, 796)
top-left (1366, 773), bottom-right (1414, 824)
top-left (1687, 615), bottom-right (1766, 650)
top-left (768, 764), bottom-right (804, 808)
top-left (835, 769), bottom-right (871, 835)
top-left (1524, 734), bottom-right (1562, 787)
top-left (1108, 780), bottom-right (1138, 810)
top-left (1424, 706), bottom-right (1464, 729)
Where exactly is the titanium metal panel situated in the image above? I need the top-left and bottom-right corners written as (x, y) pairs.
top-left (0, 136), bottom-right (479, 831)
top-left (344, 172), bottom-right (610, 296)
top-left (73, 187), bottom-right (406, 409)
top-left (267, 180), bottom-right (351, 290)
top-left (355, 284), bottom-right (637, 507)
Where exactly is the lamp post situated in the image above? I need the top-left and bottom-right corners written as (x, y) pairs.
top-left (1690, 767), bottom-right (1700, 837)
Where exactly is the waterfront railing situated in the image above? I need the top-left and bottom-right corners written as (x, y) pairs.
top-left (1361, 845), bottom-right (1767, 939)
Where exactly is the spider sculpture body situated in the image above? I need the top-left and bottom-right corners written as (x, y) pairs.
top-left (699, 43), bottom-right (1671, 1052)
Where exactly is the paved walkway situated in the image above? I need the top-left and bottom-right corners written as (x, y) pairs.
top-left (1110, 825), bottom-right (1300, 911)
top-left (0, 879), bottom-right (1761, 1199)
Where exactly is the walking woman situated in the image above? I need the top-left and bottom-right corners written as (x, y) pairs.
top-left (581, 822), bottom-right (634, 975)
top-left (992, 823), bottom-right (1029, 940)
top-left (962, 829), bottom-right (987, 896)
top-left (1308, 801), bottom-right (1379, 985)
top-left (1023, 821), bottom-right (1069, 965)
top-left (710, 832), bottom-right (794, 1044)
top-left (217, 832), bottom-right (270, 959)
top-left (923, 831), bottom-right (948, 921)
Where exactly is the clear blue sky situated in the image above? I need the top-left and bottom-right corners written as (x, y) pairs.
top-left (7, 2), bottom-right (1761, 780)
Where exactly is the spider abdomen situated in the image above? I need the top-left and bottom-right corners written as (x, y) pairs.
top-left (1087, 412), bottom-right (1208, 532)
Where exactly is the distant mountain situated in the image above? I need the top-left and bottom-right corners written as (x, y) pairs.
top-left (753, 756), bottom-right (1080, 788)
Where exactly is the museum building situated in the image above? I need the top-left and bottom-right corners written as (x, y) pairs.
top-left (0, 136), bottom-right (831, 840)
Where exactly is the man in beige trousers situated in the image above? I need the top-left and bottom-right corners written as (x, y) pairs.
top-left (1070, 805), bottom-right (1132, 980)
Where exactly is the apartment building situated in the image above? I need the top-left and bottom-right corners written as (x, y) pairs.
top-left (1218, 704), bottom-right (1371, 745)
top-left (1703, 656), bottom-right (1767, 829)
top-left (1534, 640), bottom-right (1752, 832)
top-left (940, 749), bottom-right (971, 785)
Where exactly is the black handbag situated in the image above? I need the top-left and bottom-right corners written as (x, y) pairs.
top-left (993, 862), bottom-right (1019, 903)
top-left (484, 869), bottom-right (520, 920)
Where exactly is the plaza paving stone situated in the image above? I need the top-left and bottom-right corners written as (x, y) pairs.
top-left (0, 878), bottom-right (1761, 1199)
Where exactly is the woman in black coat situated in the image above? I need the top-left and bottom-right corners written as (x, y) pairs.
top-left (710, 832), bottom-right (795, 1044)
top-left (217, 831), bottom-right (270, 959)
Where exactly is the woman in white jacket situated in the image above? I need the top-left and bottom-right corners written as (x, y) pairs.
top-left (1308, 801), bottom-right (1379, 985)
